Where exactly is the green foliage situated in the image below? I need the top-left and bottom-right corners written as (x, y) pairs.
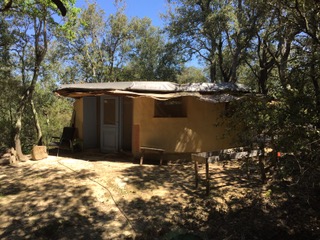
top-left (0, 0), bottom-right (78, 153)
top-left (122, 18), bottom-right (183, 81)
top-left (165, 0), bottom-right (258, 82)
top-left (55, 2), bottom-right (183, 83)
top-left (176, 66), bottom-right (207, 84)
top-left (34, 85), bottom-right (73, 146)
top-left (0, 16), bottom-right (16, 149)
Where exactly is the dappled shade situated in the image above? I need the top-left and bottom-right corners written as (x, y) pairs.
top-left (0, 155), bottom-right (319, 239)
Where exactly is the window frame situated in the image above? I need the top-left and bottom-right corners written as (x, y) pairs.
top-left (154, 97), bottom-right (187, 118)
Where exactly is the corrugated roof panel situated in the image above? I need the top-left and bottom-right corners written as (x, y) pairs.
top-left (129, 81), bottom-right (178, 91)
top-left (58, 82), bottom-right (134, 90)
top-left (55, 81), bottom-right (251, 99)
top-left (57, 81), bottom-right (249, 92)
top-left (178, 82), bottom-right (249, 92)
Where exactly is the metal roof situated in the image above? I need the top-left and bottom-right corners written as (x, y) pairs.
top-left (55, 81), bottom-right (250, 98)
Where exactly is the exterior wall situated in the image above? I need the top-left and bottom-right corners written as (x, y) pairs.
top-left (74, 95), bottom-right (236, 157)
top-left (74, 98), bottom-right (84, 140)
top-left (132, 96), bottom-right (236, 156)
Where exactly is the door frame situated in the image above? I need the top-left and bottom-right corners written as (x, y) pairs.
top-left (100, 95), bottom-right (122, 153)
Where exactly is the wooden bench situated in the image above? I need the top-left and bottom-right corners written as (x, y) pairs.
top-left (140, 147), bottom-right (165, 166)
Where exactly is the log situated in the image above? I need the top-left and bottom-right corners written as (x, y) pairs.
top-left (9, 148), bottom-right (17, 165)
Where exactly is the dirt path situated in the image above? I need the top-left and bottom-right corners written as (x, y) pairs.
top-left (0, 156), bottom-right (319, 239)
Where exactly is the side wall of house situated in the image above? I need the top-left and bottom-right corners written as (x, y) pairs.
top-left (132, 96), bottom-right (236, 156)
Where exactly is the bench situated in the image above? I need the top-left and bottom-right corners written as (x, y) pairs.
top-left (140, 147), bottom-right (165, 166)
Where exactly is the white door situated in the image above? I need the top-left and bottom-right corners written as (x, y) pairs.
top-left (101, 96), bottom-right (119, 152)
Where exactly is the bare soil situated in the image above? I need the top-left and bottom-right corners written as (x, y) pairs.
top-left (0, 151), bottom-right (319, 240)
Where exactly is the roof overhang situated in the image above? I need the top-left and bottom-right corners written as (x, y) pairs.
top-left (54, 81), bottom-right (255, 103)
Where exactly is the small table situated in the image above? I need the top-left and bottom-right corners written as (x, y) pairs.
top-left (140, 147), bottom-right (165, 166)
top-left (191, 152), bottom-right (220, 195)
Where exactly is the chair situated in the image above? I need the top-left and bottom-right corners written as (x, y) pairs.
top-left (49, 127), bottom-right (76, 156)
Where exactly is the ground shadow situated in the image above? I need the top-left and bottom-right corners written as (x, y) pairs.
top-left (114, 161), bottom-right (320, 240)
top-left (0, 162), bottom-right (130, 239)
top-left (1, 153), bottom-right (318, 240)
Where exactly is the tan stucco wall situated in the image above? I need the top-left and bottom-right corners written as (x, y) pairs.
top-left (74, 98), bottom-right (83, 140)
top-left (73, 95), bottom-right (236, 156)
top-left (132, 97), bottom-right (236, 156)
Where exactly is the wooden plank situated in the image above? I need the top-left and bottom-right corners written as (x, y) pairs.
top-left (191, 154), bottom-right (207, 164)
top-left (192, 153), bottom-right (219, 163)
top-left (140, 147), bottom-right (165, 152)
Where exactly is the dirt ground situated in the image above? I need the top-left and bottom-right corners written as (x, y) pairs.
top-left (0, 151), bottom-right (319, 240)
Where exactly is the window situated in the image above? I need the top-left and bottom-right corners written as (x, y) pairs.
top-left (103, 98), bottom-right (116, 124)
top-left (154, 97), bottom-right (187, 118)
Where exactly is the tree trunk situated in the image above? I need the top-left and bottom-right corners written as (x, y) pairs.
top-left (258, 67), bottom-right (268, 94)
top-left (209, 61), bottom-right (216, 83)
top-left (31, 99), bottom-right (43, 145)
top-left (230, 45), bottom-right (241, 83)
top-left (218, 37), bottom-right (230, 82)
top-left (14, 108), bottom-right (28, 161)
top-left (13, 12), bottom-right (47, 161)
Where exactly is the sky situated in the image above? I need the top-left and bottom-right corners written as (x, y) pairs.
top-left (75, 0), bottom-right (168, 27)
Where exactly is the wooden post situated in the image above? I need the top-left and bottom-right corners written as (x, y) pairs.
top-left (159, 151), bottom-right (163, 166)
top-left (246, 157), bottom-right (250, 179)
top-left (139, 149), bottom-right (145, 166)
top-left (194, 158), bottom-right (199, 189)
top-left (205, 158), bottom-right (210, 195)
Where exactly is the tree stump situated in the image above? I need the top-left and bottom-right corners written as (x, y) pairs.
top-left (31, 146), bottom-right (48, 160)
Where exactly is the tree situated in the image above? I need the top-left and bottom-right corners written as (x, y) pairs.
top-left (176, 66), bottom-right (207, 83)
top-left (0, 0), bottom-right (67, 16)
top-left (123, 17), bottom-right (183, 81)
top-left (58, 2), bottom-right (139, 82)
top-left (57, 1), bottom-right (183, 83)
top-left (226, 0), bottom-right (320, 185)
top-left (1, 0), bottom-right (78, 160)
top-left (57, 1), bottom-right (108, 83)
top-left (165, 0), bottom-right (258, 83)
top-left (284, 0), bottom-right (320, 125)
top-left (0, 16), bottom-right (16, 149)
